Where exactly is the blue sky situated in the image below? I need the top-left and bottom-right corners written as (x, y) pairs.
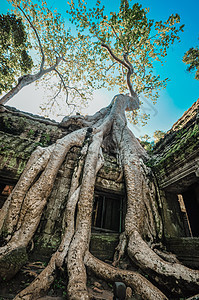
top-left (1, 0), bottom-right (199, 138)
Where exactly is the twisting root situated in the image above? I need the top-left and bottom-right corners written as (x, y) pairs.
top-left (84, 251), bottom-right (168, 300)
top-left (128, 230), bottom-right (199, 293)
top-left (13, 132), bottom-right (92, 299)
top-left (67, 131), bottom-right (104, 299)
top-left (66, 95), bottom-right (130, 299)
top-left (14, 133), bottom-right (105, 299)
top-left (0, 146), bottom-right (48, 235)
top-left (112, 232), bottom-right (127, 266)
top-left (112, 106), bottom-right (199, 295)
top-left (0, 128), bottom-right (87, 281)
top-left (14, 184), bottom-right (81, 300)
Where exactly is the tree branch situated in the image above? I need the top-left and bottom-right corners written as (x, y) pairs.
top-left (41, 57), bottom-right (62, 75)
top-left (54, 68), bottom-right (69, 105)
top-left (123, 53), bottom-right (136, 97)
top-left (101, 44), bottom-right (138, 100)
top-left (54, 68), bottom-right (88, 114)
top-left (101, 43), bottom-right (129, 69)
top-left (99, 61), bottom-right (117, 72)
top-left (110, 23), bottom-right (128, 53)
top-left (17, 5), bottom-right (45, 71)
top-left (0, 58), bottom-right (62, 105)
top-left (123, 53), bottom-right (134, 73)
top-left (45, 81), bottom-right (62, 111)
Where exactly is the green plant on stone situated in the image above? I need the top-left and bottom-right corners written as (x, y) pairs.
top-left (18, 117), bottom-right (26, 129)
top-left (27, 128), bottom-right (35, 137)
top-left (39, 133), bottom-right (51, 146)
top-left (3, 116), bottom-right (11, 129)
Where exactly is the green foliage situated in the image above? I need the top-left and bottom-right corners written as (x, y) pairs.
top-left (139, 134), bottom-right (153, 151)
top-left (0, 13), bottom-right (33, 94)
top-left (140, 130), bottom-right (165, 151)
top-left (27, 128), bottom-right (35, 137)
top-left (183, 41), bottom-right (199, 80)
top-left (1, 0), bottom-right (185, 121)
top-left (8, 0), bottom-right (70, 68)
top-left (53, 278), bottom-right (67, 297)
top-left (39, 133), bottom-right (51, 146)
top-left (153, 130), bottom-right (165, 143)
top-left (2, 0), bottom-right (108, 115)
top-left (67, 0), bottom-right (184, 122)
top-left (2, 116), bottom-right (11, 129)
top-left (140, 134), bottom-right (151, 143)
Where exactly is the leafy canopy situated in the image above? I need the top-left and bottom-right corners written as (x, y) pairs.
top-left (153, 130), bottom-right (165, 143)
top-left (0, 13), bottom-right (33, 94)
top-left (183, 41), bottom-right (199, 80)
top-left (67, 0), bottom-right (184, 123)
top-left (139, 130), bottom-right (165, 151)
top-left (2, 0), bottom-right (107, 115)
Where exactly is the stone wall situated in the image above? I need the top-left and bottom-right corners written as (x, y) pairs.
top-left (152, 99), bottom-right (199, 192)
top-left (166, 237), bottom-right (199, 268)
top-left (90, 233), bottom-right (119, 260)
top-left (0, 106), bottom-right (68, 184)
top-left (151, 99), bottom-right (199, 267)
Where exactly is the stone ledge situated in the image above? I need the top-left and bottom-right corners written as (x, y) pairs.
top-left (165, 237), bottom-right (199, 268)
top-left (90, 233), bottom-right (119, 261)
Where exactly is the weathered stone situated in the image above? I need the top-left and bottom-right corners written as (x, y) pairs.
top-left (0, 246), bottom-right (28, 280)
top-left (152, 99), bottom-right (199, 191)
top-left (95, 177), bottom-right (124, 194)
top-left (150, 99), bottom-right (199, 268)
top-left (0, 100), bottom-right (199, 296)
top-left (90, 233), bottom-right (119, 260)
top-left (166, 237), bottom-right (199, 268)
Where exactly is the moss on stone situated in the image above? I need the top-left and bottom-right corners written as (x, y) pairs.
top-left (152, 121), bottom-right (199, 173)
top-left (0, 247), bottom-right (28, 280)
top-left (90, 233), bottom-right (119, 260)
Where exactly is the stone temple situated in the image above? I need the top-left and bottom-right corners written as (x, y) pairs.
top-left (0, 99), bottom-right (198, 298)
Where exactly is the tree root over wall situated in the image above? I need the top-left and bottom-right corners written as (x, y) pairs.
top-left (0, 94), bottom-right (198, 299)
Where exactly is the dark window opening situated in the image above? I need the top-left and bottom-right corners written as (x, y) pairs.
top-left (177, 182), bottom-right (199, 237)
top-left (0, 183), bottom-right (14, 209)
top-left (92, 192), bottom-right (123, 233)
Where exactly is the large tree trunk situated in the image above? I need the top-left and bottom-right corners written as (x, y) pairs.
top-left (0, 94), bottom-right (198, 299)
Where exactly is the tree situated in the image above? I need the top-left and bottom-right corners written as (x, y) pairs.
top-left (139, 134), bottom-right (153, 151)
top-left (0, 13), bottom-right (33, 94)
top-left (0, 1), bottom-right (199, 299)
top-left (183, 40), bottom-right (199, 80)
top-left (0, 0), bottom-right (107, 115)
top-left (68, 0), bottom-right (184, 123)
top-left (153, 130), bottom-right (165, 143)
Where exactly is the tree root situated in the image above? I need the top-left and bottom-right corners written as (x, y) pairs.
top-left (128, 230), bottom-right (199, 294)
top-left (67, 131), bottom-right (104, 299)
top-left (84, 251), bottom-right (168, 300)
top-left (13, 133), bottom-right (105, 299)
top-left (112, 232), bottom-right (127, 266)
top-left (153, 248), bottom-right (180, 264)
top-left (0, 128), bottom-right (87, 279)
top-left (13, 174), bottom-right (82, 299)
